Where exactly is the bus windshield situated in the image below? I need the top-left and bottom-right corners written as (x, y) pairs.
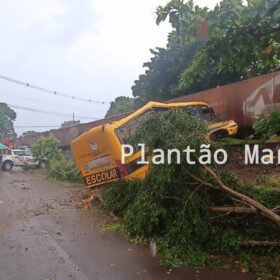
top-left (115, 107), bottom-right (167, 144)
top-left (115, 105), bottom-right (215, 144)
top-left (184, 105), bottom-right (216, 124)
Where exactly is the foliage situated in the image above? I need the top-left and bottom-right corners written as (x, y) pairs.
top-left (129, 108), bottom-right (208, 150)
top-left (255, 174), bottom-right (280, 189)
top-left (31, 135), bottom-right (63, 161)
top-left (239, 253), bottom-right (280, 278)
top-left (101, 222), bottom-right (148, 244)
top-left (32, 136), bottom-right (82, 184)
top-left (0, 102), bottom-right (17, 139)
top-left (132, 0), bottom-right (280, 101)
top-left (156, 0), bottom-right (209, 45)
top-left (103, 179), bottom-right (141, 216)
top-left (60, 120), bottom-right (80, 128)
top-left (219, 137), bottom-right (258, 146)
top-left (253, 112), bottom-right (280, 141)
top-left (178, 0), bottom-right (280, 93)
top-left (49, 158), bottom-right (82, 183)
top-left (132, 42), bottom-right (202, 101)
top-left (103, 110), bottom-right (280, 272)
top-left (105, 96), bottom-right (139, 118)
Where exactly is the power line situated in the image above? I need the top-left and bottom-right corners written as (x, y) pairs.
top-left (14, 125), bottom-right (60, 128)
top-left (0, 91), bottom-right (105, 113)
top-left (0, 74), bottom-right (111, 105)
top-left (9, 104), bottom-right (100, 120)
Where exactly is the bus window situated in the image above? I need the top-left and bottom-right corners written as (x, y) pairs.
top-left (184, 106), bottom-right (215, 124)
top-left (209, 107), bottom-right (216, 121)
top-left (200, 106), bottom-right (215, 123)
top-left (115, 107), bottom-right (168, 144)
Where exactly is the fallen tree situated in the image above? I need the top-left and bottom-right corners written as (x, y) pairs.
top-left (103, 110), bottom-right (280, 271)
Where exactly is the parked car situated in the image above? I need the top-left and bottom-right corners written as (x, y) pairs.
top-left (18, 145), bottom-right (31, 152)
top-left (1, 149), bottom-right (47, 171)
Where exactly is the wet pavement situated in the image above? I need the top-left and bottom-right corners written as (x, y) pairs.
top-left (0, 170), bottom-right (255, 280)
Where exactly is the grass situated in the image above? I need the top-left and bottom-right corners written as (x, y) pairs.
top-left (254, 175), bottom-right (280, 189)
top-left (219, 136), bottom-right (280, 146)
top-left (218, 137), bottom-right (259, 146)
top-left (101, 222), bottom-right (148, 244)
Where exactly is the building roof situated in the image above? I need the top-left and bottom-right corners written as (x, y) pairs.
top-left (0, 143), bottom-right (9, 150)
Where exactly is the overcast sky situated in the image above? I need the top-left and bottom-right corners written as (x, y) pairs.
top-left (0, 0), bottom-right (221, 135)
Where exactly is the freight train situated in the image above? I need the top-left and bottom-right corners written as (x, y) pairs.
top-left (169, 71), bottom-right (280, 134)
top-left (14, 71), bottom-right (280, 148)
top-left (14, 114), bottom-right (129, 148)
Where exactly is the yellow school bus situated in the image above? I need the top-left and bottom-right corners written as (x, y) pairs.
top-left (71, 101), bottom-right (238, 189)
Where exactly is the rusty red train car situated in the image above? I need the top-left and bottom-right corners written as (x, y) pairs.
top-left (15, 71), bottom-right (280, 147)
top-left (168, 71), bottom-right (280, 131)
top-left (14, 114), bottom-right (128, 148)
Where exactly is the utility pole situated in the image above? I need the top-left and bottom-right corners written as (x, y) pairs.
top-left (73, 112), bottom-right (75, 122)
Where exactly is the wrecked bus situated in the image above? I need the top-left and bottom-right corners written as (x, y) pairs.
top-left (71, 101), bottom-right (238, 189)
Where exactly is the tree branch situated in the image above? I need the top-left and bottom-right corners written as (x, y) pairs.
top-left (203, 165), bottom-right (280, 226)
top-left (183, 168), bottom-right (218, 190)
top-left (211, 206), bottom-right (257, 214)
top-left (241, 240), bottom-right (280, 247)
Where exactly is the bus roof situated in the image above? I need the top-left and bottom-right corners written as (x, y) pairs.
top-left (113, 101), bottom-right (209, 128)
top-left (71, 101), bottom-right (209, 145)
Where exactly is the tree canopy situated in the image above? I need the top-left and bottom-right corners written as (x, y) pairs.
top-left (131, 0), bottom-right (280, 102)
top-left (105, 96), bottom-right (138, 118)
top-left (31, 136), bottom-right (63, 161)
top-left (0, 102), bottom-right (17, 139)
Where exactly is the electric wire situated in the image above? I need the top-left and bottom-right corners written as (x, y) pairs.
top-left (0, 91), bottom-right (106, 113)
top-left (0, 74), bottom-right (112, 105)
top-left (14, 125), bottom-right (60, 128)
top-left (8, 104), bottom-right (100, 120)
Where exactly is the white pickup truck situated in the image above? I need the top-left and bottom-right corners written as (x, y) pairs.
top-left (1, 149), bottom-right (47, 171)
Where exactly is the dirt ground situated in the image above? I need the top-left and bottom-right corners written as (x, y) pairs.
top-left (0, 169), bottom-right (256, 280)
top-left (224, 144), bottom-right (280, 182)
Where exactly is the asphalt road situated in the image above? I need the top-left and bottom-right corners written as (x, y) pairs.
top-left (0, 170), bottom-right (255, 280)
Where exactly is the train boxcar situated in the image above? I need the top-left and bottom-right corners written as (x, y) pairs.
top-left (14, 114), bottom-right (129, 148)
top-left (168, 71), bottom-right (280, 131)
